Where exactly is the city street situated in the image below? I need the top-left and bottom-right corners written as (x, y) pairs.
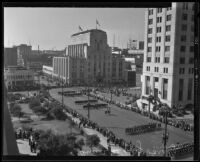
top-left (49, 87), bottom-right (193, 153)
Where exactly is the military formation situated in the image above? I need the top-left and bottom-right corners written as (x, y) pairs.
top-left (125, 123), bottom-right (162, 135)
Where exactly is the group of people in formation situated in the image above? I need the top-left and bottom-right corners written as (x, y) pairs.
top-left (88, 91), bottom-right (194, 133)
top-left (65, 105), bottom-right (147, 156)
top-left (125, 123), bottom-right (162, 135)
top-left (167, 142), bottom-right (194, 158)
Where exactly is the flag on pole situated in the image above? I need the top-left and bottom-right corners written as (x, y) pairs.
top-left (96, 19), bottom-right (100, 26)
top-left (96, 19), bottom-right (100, 29)
top-left (79, 26), bottom-right (83, 31)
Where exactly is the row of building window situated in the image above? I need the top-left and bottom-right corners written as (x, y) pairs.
top-left (149, 3), bottom-right (195, 15)
top-left (148, 34), bottom-right (194, 44)
top-left (148, 7), bottom-right (172, 15)
top-left (147, 56), bottom-right (193, 64)
top-left (179, 67), bottom-right (194, 74)
top-left (147, 45), bottom-right (194, 53)
top-left (146, 66), bottom-right (194, 74)
top-left (148, 46), bottom-right (170, 52)
top-left (155, 13), bottom-right (193, 23)
top-left (148, 15), bottom-right (171, 25)
top-left (180, 57), bottom-right (194, 64)
top-left (148, 24), bottom-right (194, 35)
top-left (6, 75), bottom-right (32, 80)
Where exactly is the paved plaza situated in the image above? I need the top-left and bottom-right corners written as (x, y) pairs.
top-left (49, 87), bottom-right (193, 154)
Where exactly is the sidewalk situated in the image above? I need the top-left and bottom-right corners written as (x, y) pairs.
top-left (65, 112), bottom-right (130, 156)
top-left (16, 139), bottom-right (37, 156)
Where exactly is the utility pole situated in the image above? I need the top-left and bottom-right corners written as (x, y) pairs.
top-left (87, 82), bottom-right (90, 119)
top-left (162, 105), bottom-right (169, 157)
top-left (38, 72), bottom-right (40, 96)
top-left (62, 78), bottom-right (64, 109)
top-left (109, 82), bottom-right (112, 114)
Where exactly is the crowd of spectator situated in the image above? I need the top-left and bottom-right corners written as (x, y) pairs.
top-left (88, 91), bottom-right (193, 132)
top-left (61, 104), bottom-right (147, 156)
top-left (15, 128), bottom-right (39, 153)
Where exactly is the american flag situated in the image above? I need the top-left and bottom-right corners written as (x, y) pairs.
top-left (96, 19), bottom-right (100, 26)
top-left (79, 26), bottom-right (83, 31)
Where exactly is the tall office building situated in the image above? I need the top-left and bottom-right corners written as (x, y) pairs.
top-left (67, 29), bottom-right (112, 84)
top-left (16, 44), bottom-right (32, 67)
top-left (4, 47), bottom-right (18, 67)
top-left (141, 2), bottom-right (194, 108)
top-left (53, 29), bottom-right (127, 85)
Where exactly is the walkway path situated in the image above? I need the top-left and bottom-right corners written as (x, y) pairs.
top-left (65, 112), bottom-right (130, 156)
top-left (16, 139), bottom-right (37, 156)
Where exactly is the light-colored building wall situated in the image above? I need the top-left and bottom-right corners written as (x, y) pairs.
top-left (42, 65), bottom-right (53, 77)
top-left (53, 29), bottom-right (126, 85)
top-left (4, 66), bottom-right (34, 88)
top-left (141, 2), bottom-right (194, 108)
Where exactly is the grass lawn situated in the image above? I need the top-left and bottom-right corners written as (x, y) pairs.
top-left (12, 118), bottom-right (81, 135)
top-left (19, 103), bottom-right (34, 115)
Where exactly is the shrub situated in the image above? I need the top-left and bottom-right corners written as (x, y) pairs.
top-left (29, 98), bottom-right (41, 110)
top-left (53, 107), bottom-right (68, 121)
top-left (86, 134), bottom-right (100, 153)
top-left (132, 101), bottom-right (138, 107)
top-left (9, 104), bottom-right (24, 119)
top-left (32, 105), bottom-right (48, 115)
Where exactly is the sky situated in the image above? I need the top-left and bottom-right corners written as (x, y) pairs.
top-left (4, 8), bottom-right (146, 50)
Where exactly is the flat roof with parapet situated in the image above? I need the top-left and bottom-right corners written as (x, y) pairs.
top-left (71, 29), bottom-right (106, 37)
top-left (5, 66), bottom-right (27, 70)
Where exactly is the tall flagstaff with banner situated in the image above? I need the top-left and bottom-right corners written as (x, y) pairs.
top-left (96, 19), bottom-right (100, 29)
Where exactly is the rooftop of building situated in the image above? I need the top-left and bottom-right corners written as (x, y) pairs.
top-left (4, 66), bottom-right (28, 71)
top-left (71, 29), bottom-right (106, 37)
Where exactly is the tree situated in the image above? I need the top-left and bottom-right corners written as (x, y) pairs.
top-left (32, 105), bottom-right (48, 117)
top-left (68, 120), bottom-right (76, 134)
top-left (86, 134), bottom-right (100, 153)
top-left (52, 107), bottom-right (68, 121)
top-left (37, 130), bottom-right (79, 156)
top-left (29, 97), bottom-right (41, 110)
top-left (10, 104), bottom-right (24, 120)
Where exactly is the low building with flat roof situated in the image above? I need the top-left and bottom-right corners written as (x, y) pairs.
top-left (4, 66), bottom-right (34, 90)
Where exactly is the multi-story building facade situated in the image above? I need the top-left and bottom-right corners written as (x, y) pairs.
top-left (4, 66), bottom-right (34, 90)
top-left (53, 56), bottom-right (86, 85)
top-left (4, 47), bottom-right (18, 68)
top-left (53, 29), bottom-right (127, 86)
top-left (111, 54), bottom-right (126, 84)
top-left (141, 2), bottom-right (194, 108)
top-left (67, 29), bottom-right (112, 84)
top-left (16, 44), bottom-right (32, 67)
top-left (42, 65), bottom-right (53, 78)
